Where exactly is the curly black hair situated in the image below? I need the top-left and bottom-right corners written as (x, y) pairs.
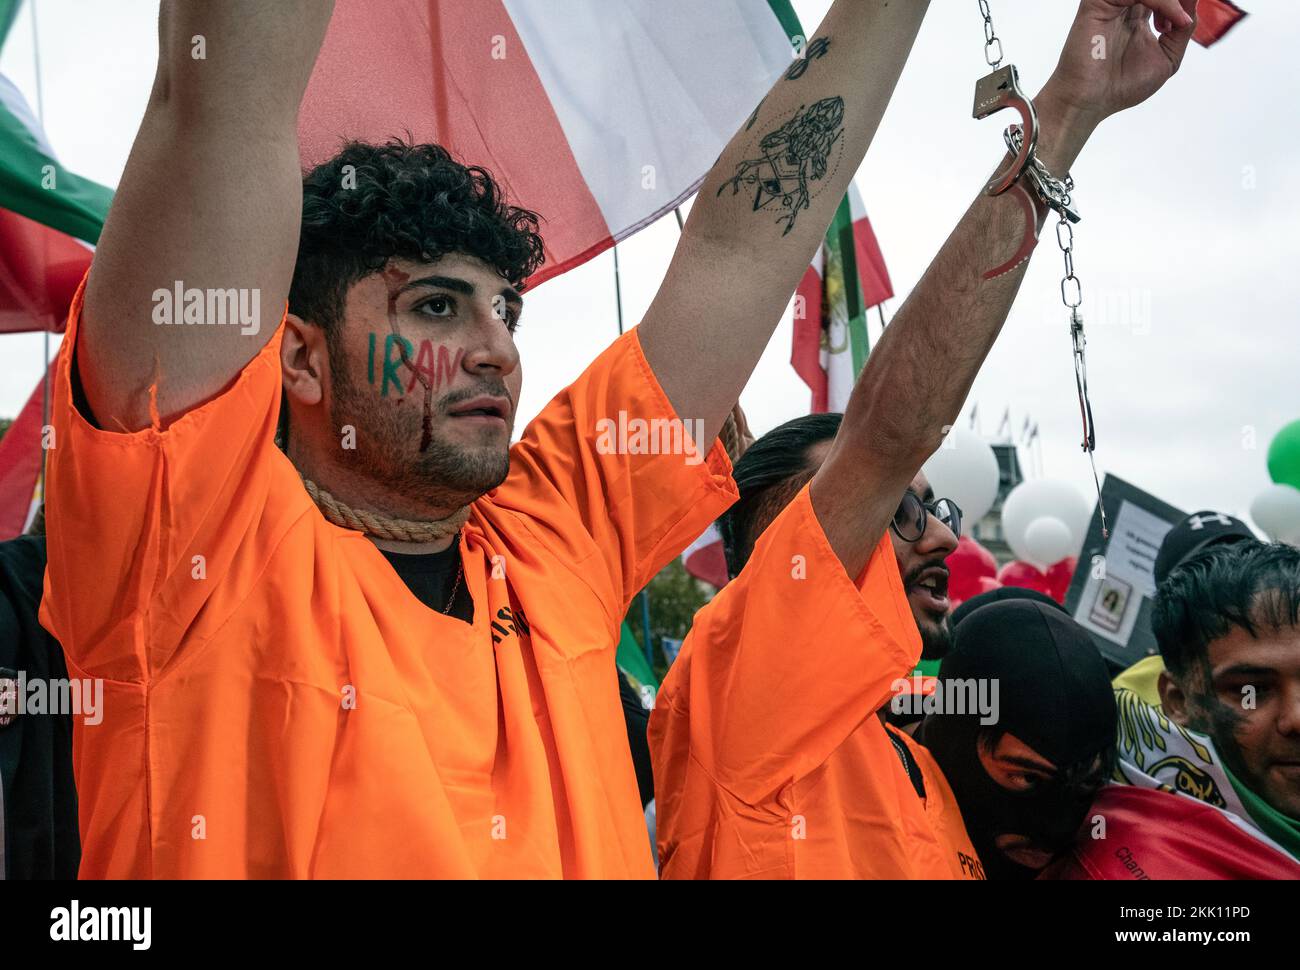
top-left (289, 139), bottom-right (546, 335)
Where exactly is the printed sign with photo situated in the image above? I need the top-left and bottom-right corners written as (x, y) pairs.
top-left (1063, 475), bottom-right (1185, 669)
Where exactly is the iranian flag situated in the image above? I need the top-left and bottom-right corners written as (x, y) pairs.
top-left (616, 622), bottom-right (658, 706)
top-left (0, 73), bottom-right (108, 334)
top-left (682, 523), bottom-right (730, 590)
top-left (0, 72), bottom-right (111, 248)
top-left (0, 206), bottom-right (94, 334)
top-left (299, 0), bottom-right (803, 285)
top-left (791, 182), bottom-right (892, 413)
top-left (0, 366), bottom-right (46, 538)
top-left (0, 54), bottom-right (111, 537)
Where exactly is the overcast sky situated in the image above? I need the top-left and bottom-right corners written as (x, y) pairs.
top-left (1, 0), bottom-right (1296, 529)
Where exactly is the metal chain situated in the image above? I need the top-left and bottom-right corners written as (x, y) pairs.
top-left (1051, 178), bottom-right (1110, 536)
top-left (441, 553), bottom-right (464, 615)
top-left (1003, 126), bottom-right (1079, 223)
top-left (978, 0), bottom-right (1003, 67)
top-left (1060, 215), bottom-right (1109, 538)
top-left (1053, 177), bottom-right (1081, 310)
top-left (978, 1), bottom-right (1108, 537)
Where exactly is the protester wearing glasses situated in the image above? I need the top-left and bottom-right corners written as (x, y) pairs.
top-left (648, 0), bottom-right (1194, 879)
top-left (714, 413), bottom-right (963, 662)
top-left (651, 413), bottom-right (981, 879)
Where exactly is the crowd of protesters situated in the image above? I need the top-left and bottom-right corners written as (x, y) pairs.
top-left (3, 0), bottom-right (1297, 881)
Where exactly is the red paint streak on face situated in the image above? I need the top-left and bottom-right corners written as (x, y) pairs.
top-left (382, 267), bottom-right (436, 453)
top-left (405, 340), bottom-right (467, 396)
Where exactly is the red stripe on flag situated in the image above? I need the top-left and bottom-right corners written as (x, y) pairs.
top-left (1194, 0), bottom-right (1247, 47)
top-left (683, 540), bottom-right (729, 590)
top-left (298, 0), bottom-right (608, 288)
top-left (852, 216), bottom-right (893, 308)
top-left (791, 264), bottom-right (829, 413)
top-left (0, 208), bottom-right (91, 333)
top-left (791, 208), bottom-right (892, 414)
top-left (0, 368), bottom-right (46, 539)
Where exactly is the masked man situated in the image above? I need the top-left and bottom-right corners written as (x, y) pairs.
top-left (917, 598), bottom-right (1115, 880)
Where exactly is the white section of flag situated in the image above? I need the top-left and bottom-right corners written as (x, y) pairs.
top-left (0, 73), bottom-right (56, 157)
top-left (503, 0), bottom-right (793, 237)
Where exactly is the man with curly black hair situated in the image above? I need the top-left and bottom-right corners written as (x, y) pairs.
top-left (42, 0), bottom-right (931, 877)
top-left (282, 140), bottom-right (545, 513)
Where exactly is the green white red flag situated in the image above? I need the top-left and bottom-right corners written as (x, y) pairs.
top-left (0, 0), bottom-right (111, 536)
top-left (791, 183), bottom-right (892, 414)
top-left (0, 72), bottom-right (108, 334)
top-left (0, 368), bottom-right (44, 537)
top-left (298, 0), bottom-right (802, 285)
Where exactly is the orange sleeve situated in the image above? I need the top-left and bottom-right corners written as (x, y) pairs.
top-left (491, 327), bottom-right (738, 618)
top-left (651, 483), bottom-right (921, 806)
top-left (39, 279), bottom-right (292, 683)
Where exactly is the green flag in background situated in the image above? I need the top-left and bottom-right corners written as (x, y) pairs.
top-left (0, 0), bottom-right (112, 243)
top-left (616, 623), bottom-right (658, 706)
top-left (0, 74), bottom-right (112, 243)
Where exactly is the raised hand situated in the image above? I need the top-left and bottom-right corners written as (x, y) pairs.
top-left (1042, 0), bottom-right (1197, 126)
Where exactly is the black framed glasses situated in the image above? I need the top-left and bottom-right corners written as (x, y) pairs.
top-left (890, 493), bottom-right (962, 543)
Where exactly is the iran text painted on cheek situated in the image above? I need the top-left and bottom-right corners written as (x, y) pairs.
top-left (366, 332), bottom-right (465, 399)
top-left (380, 266), bottom-right (460, 453)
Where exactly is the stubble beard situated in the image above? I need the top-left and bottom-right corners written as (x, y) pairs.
top-left (328, 346), bottom-right (512, 514)
top-left (917, 612), bottom-right (954, 661)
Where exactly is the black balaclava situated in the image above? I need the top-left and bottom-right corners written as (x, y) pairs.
top-left (918, 600), bottom-right (1116, 880)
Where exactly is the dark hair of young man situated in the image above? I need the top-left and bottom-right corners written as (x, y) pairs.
top-left (718, 412), bottom-right (843, 579)
top-left (290, 138), bottom-right (545, 338)
top-left (1153, 540), bottom-right (1300, 679)
top-left (279, 139), bottom-right (545, 449)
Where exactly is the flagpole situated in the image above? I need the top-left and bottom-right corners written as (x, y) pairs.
top-left (32, 0), bottom-right (50, 482)
top-left (628, 206), bottom-right (697, 672)
top-left (613, 245), bottom-right (625, 336)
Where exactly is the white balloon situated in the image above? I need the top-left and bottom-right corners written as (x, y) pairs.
top-left (1002, 479), bottom-right (1092, 562)
top-left (922, 428), bottom-right (1001, 524)
top-left (1249, 483), bottom-right (1300, 542)
top-left (1021, 516), bottom-right (1075, 568)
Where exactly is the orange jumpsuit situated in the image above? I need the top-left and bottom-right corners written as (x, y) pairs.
top-left (651, 485), bottom-right (982, 879)
top-left (41, 283), bottom-right (736, 878)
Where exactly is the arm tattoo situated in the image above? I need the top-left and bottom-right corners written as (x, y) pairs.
top-left (717, 96), bottom-right (845, 236)
top-left (745, 37), bottom-right (831, 134)
top-left (785, 36), bottom-right (831, 81)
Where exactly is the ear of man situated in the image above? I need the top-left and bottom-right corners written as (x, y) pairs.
top-left (280, 313), bottom-right (328, 409)
top-left (1157, 665), bottom-right (1211, 731)
top-left (1158, 667), bottom-right (1188, 724)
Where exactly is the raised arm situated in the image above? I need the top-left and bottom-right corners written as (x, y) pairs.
top-left (638, 0), bottom-right (930, 448)
top-left (811, 0), bottom-right (1198, 576)
top-left (79, 0), bottom-right (334, 432)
